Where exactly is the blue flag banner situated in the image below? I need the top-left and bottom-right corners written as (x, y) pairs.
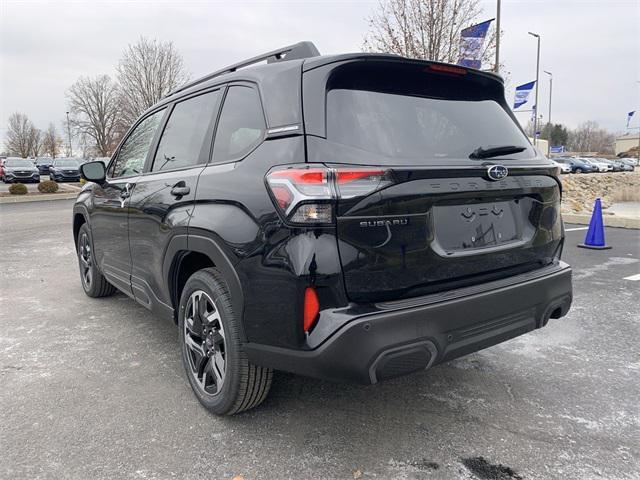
top-left (627, 111), bottom-right (636, 127)
top-left (514, 81), bottom-right (536, 109)
top-left (457, 19), bottom-right (493, 69)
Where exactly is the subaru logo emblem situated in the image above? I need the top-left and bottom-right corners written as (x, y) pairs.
top-left (487, 165), bottom-right (508, 181)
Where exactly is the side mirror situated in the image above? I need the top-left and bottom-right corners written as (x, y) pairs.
top-left (80, 161), bottom-right (106, 183)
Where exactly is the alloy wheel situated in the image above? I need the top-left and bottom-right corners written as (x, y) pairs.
top-left (183, 290), bottom-right (226, 396)
top-left (78, 232), bottom-right (93, 289)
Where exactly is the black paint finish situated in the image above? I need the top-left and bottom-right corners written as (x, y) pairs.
top-left (73, 52), bottom-right (572, 384)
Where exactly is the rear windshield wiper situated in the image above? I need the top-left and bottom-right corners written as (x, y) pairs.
top-left (469, 145), bottom-right (527, 159)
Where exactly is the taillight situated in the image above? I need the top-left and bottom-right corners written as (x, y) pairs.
top-left (266, 164), bottom-right (393, 224)
top-left (334, 169), bottom-right (390, 199)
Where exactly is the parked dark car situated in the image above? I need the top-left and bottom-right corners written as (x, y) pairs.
top-left (35, 157), bottom-right (54, 175)
top-left (1, 157), bottom-right (40, 183)
top-left (49, 158), bottom-right (81, 182)
top-left (555, 157), bottom-right (596, 173)
top-left (73, 42), bottom-right (573, 415)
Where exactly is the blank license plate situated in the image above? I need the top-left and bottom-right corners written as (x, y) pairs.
top-left (433, 201), bottom-right (521, 252)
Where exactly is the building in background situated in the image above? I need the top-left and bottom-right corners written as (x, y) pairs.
top-left (528, 137), bottom-right (549, 156)
top-left (615, 133), bottom-right (640, 156)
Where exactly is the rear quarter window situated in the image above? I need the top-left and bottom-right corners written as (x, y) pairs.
top-left (212, 85), bottom-right (265, 163)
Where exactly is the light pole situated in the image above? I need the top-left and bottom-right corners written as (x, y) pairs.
top-left (495, 0), bottom-right (501, 73)
top-left (636, 81), bottom-right (640, 164)
top-left (528, 32), bottom-right (540, 146)
top-left (65, 111), bottom-right (73, 157)
top-left (544, 70), bottom-right (552, 155)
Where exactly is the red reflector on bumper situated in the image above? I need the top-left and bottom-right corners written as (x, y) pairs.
top-left (303, 287), bottom-right (320, 333)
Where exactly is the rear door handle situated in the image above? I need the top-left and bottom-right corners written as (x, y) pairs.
top-left (170, 184), bottom-right (190, 197)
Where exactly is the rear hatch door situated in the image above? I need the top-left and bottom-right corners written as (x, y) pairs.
top-left (304, 58), bottom-right (563, 303)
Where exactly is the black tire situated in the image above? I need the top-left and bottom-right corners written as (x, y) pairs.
top-left (576, 168), bottom-right (583, 174)
top-left (178, 268), bottom-right (273, 415)
top-left (77, 223), bottom-right (116, 297)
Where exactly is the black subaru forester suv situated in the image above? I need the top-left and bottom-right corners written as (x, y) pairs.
top-left (74, 42), bottom-right (572, 415)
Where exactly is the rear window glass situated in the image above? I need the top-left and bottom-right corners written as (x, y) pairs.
top-left (323, 62), bottom-right (534, 163)
top-left (327, 89), bottom-right (533, 162)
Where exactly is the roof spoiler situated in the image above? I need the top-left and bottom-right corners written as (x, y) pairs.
top-left (167, 41), bottom-right (320, 98)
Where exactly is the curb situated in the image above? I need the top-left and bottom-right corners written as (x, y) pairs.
top-left (0, 193), bottom-right (78, 204)
top-left (563, 213), bottom-right (640, 230)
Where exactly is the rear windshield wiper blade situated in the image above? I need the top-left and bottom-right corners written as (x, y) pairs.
top-left (469, 145), bottom-right (527, 159)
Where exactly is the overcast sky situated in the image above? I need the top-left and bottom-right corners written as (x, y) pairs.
top-left (1, 0), bottom-right (639, 148)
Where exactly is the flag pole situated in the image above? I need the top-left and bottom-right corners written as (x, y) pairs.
top-left (528, 32), bottom-right (541, 146)
top-left (544, 70), bottom-right (553, 156)
top-left (495, 0), bottom-right (501, 73)
top-left (637, 82), bottom-right (640, 164)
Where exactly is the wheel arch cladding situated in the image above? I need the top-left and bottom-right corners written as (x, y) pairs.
top-left (72, 211), bottom-right (87, 248)
top-left (165, 234), bottom-right (246, 341)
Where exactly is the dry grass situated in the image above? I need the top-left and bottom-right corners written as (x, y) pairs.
top-left (611, 186), bottom-right (640, 203)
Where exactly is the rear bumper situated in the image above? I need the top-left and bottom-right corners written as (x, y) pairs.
top-left (245, 262), bottom-right (572, 384)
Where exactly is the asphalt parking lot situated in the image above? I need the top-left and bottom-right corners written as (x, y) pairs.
top-left (1, 199), bottom-right (639, 480)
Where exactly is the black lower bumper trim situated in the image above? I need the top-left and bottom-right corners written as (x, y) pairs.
top-left (245, 263), bottom-right (572, 384)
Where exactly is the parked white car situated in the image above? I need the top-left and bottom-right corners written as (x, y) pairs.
top-left (550, 159), bottom-right (571, 173)
top-left (580, 158), bottom-right (611, 172)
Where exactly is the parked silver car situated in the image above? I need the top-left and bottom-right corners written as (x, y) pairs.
top-left (1, 157), bottom-right (40, 183)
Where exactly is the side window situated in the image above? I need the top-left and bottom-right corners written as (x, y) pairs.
top-left (110, 109), bottom-right (164, 178)
top-left (152, 90), bottom-right (220, 172)
top-left (212, 86), bottom-right (265, 163)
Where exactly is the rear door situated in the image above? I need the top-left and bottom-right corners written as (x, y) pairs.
top-left (304, 59), bottom-right (563, 303)
top-left (127, 88), bottom-right (223, 312)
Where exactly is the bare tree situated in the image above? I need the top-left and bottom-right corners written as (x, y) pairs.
top-left (30, 128), bottom-right (44, 157)
top-left (4, 112), bottom-right (34, 158)
top-left (363, 0), bottom-right (499, 68)
top-left (43, 123), bottom-right (63, 158)
top-left (116, 37), bottom-right (189, 127)
top-left (568, 121), bottom-right (615, 154)
top-left (78, 131), bottom-right (101, 159)
top-left (67, 75), bottom-right (122, 157)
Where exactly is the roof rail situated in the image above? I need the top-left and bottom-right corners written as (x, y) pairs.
top-left (167, 41), bottom-right (320, 98)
